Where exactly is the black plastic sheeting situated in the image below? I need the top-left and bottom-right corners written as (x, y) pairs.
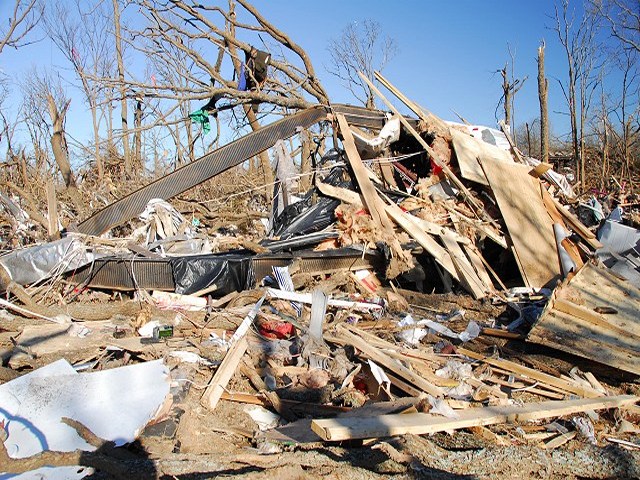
top-left (171, 252), bottom-right (255, 295)
top-left (271, 154), bottom-right (354, 240)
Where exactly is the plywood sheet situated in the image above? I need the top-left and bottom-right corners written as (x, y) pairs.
top-left (528, 262), bottom-right (640, 375)
top-left (481, 158), bottom-right (560, 287)
top-left (451, 129), bottom-right (515, 185)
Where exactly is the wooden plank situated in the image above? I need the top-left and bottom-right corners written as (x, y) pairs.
top-left (311, 395), bottom-right (638, 441)
top-left (485, 376), bottom-right (564, 399)
top-left (551, 196), bottom-right (603, 249)
top-left (457, 347), bottom-right (603, 398)
top-left (336, 324), bottom-right (445, 398)
top-left (553, 298), bottom-right (639, 341)
top-left (46, 181), bottom-right (59, 239)
top-left (384, 350), bottom-right (459, 387)
top-left (201, 336), bottom-right (248, 411)
top-left (528, 309), bottom-right (639, 375)
top-left (439, 230), bottom-right (488, 299)
top-left (382, 198), bottom-right (459, 281)
top-left (479, 158), bottom-right (561, 288)
top-left (444, 206), bottom-right (508, 249)
top-left (541, 431), bottom-right (577, 450)
top-left (562, 262), bottom-right (640, 336)
top-left (335, 113), bottom-right (393, 231)
top-left (373, 70), bottom-right (451, 137)
top-left (464, 245), bottom-right (494, 291)
top-left (468, 426), bottom-right (510, 446)
top-left (379, 162), bottom-right (398, 189)
top-left (384, 371), bottom-right (424, 397)
top-left (450, 129), bottom-right (515, 185)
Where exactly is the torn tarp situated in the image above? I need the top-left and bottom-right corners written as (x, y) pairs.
top-left (171, 252), bottom-right (254, 295)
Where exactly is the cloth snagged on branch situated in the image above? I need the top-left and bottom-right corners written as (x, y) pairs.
top-left (189, 109), bottom-right (211, 134)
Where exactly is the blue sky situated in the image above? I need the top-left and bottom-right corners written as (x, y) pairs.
top-left (0, 1), bottom-right (593, 152)
top-left (247, 0), bottom-right (580, 133)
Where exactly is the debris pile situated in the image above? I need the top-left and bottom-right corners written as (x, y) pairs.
top-left (1, 73), bottom-right (639, 478)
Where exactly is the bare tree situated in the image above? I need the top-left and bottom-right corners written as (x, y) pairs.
top-left (22, 72), bottom-right (75, 188)
top-left (610, 47), bottom-right (639, 181)
top-left (327, 19), bottom-right (398, 108)
top-left (0, 0), bottom-right (42, 55)
top-left (538, 41), bottom-right (550, 163)
top-left (42, 0), bottom-right (115, 182)
top-left (112, 0), bottom-right (131, 175)
top-left (496, 46), bottom-right (527, 138)
top-left (593, 0), bottom-right (640, 53)
top-left (553, 0), bottom-right (600, 185)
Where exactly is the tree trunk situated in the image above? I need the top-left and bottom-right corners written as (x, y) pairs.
top-left (46, 94), bottom-right (74, 188)
top-left (174, 123), bottom-right (183, 167)
top-left (567, 63), bottom-right (579, 183)
top-left (91, 101), bottom-right (103, 181)
top-left (112, 0), bottom-right (130, 176)
top-left (501, 64), bottom-right (511, 128)
top-left (227, 0), bottom-right (273, 201)
top-left (537, 42), bottom-right (549, 164)
top-left (186, 110), bottom-right (195, 163)
top-left (579, 79), bottom-right (587, 187)
top-left (134, 99), bottom-right (142, 169)
top-left (245, 106), bottom-right (274, 201)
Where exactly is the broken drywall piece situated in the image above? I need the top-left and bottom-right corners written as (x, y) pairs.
top-left (1, 359), bottom-right (170, 479)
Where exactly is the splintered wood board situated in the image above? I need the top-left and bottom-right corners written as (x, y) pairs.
top-left (311, 395), bottom-right (638, 441)
top-left (481, 158), bottom-right (561, 287)
top-left (528, 262), bottom-right (640, 375)
top-left (451, 129), bottom-right (515, 185)
top-left (439, 230), bottom-right (487, 299)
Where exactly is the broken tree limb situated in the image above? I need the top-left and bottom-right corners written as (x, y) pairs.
top-left (0, 417), bottom-right (154, 479)
top-left (311, 395), bottom-right (638, 441)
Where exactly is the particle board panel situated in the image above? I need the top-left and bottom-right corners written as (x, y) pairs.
top-left (451, 129), bottom-right (515, 185)
top-left (481, 158), bottom-right (561, 288)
